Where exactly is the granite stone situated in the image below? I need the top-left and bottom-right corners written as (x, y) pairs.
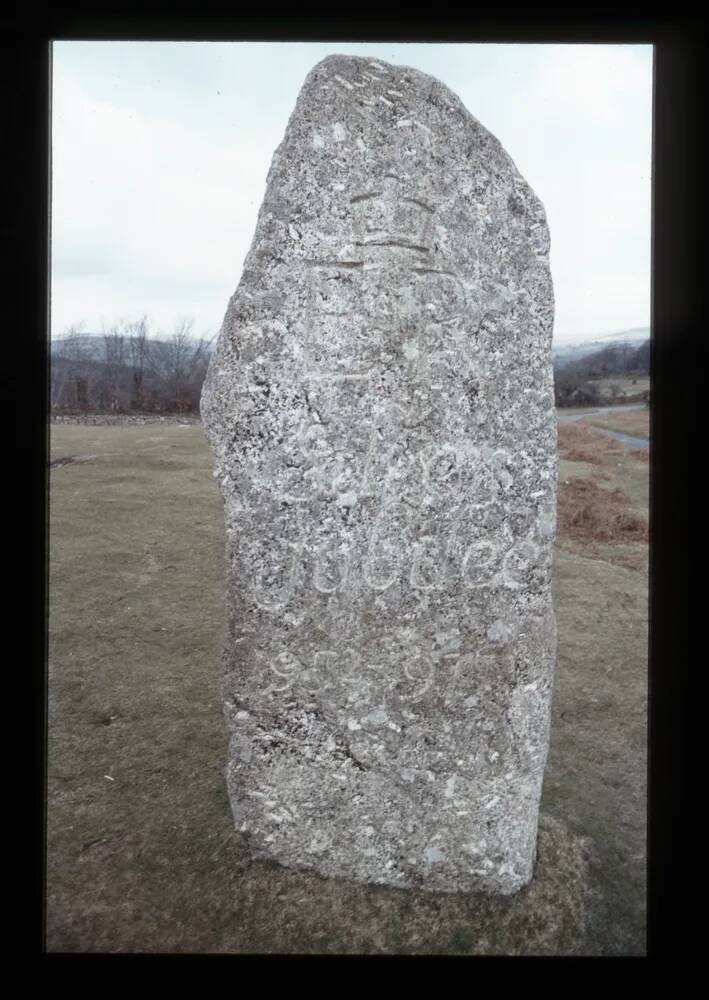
top-left (201, 54), bottom-right (557, 895)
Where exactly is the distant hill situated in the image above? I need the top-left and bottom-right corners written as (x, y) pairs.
top-left (51, 332), bottom-right (104, 361)
top-left (553, 328), bottom-right (650, 407)
top-left (50, 333), bottom-right (215, 360)
top-left (554, 331), bottom-right (649, 380)
top-left (553, 327), bottom-right (650, 369)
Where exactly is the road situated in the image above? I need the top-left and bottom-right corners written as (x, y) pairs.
top-left (557, 404), bottom-right (648, 451)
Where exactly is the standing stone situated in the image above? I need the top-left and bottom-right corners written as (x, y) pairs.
top-left (201, 55), bottom-right (557, 895)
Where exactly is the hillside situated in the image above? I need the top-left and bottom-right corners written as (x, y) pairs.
top-left (552, 327), bottom-right (649, 369)
top-left (552, 330), bottom-right (650, 408)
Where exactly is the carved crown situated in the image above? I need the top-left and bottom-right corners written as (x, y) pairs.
top-left (350, 174), bottom-right (435, 252)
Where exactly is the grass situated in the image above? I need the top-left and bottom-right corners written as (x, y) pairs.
top-left (47, 421), bottom-right (647, 954)
top-left (555, 406), bottom-right (602, 417)
top-left (579, 409), bottom-right (649, 439)
top-left (594, 375), bottom-right (650, 398)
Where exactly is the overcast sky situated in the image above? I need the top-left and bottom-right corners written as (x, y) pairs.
top-left (51, 41), bottom-right (652, 345)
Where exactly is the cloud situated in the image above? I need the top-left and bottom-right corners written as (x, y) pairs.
top-left (515, 44), bottom-right (649, 131)
top-left (51, 43), bottom-right (652, 343)
top-left (52, 70), bottom-right (273, 335)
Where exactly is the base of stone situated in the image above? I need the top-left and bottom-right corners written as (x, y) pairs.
top-left (244, 833), bottom-right (535, 897)
top-left (226, 746), bottom-right (551, 896)
top-left (232, 813), bottom-right (591, 954)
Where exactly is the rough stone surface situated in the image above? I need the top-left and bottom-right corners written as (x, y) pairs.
top-left (201, 54), bottom-right (557, 895)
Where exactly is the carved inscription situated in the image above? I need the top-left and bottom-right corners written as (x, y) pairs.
top-left (239, 171), bottom-right (549, 737)
top-left (248, 530), bottom-right (543, 607)
top-left (246, 431), bottom-right (549, 610)
top-left (262, 642), bottom-right (516, 704)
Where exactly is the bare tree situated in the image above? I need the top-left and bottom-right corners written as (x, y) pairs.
top-left (554, 367), bottom-right (603, 408)
top-left (51, 314), bottom-right (213, 415)
top-left (165, 316), bottom-right (194, 411)
top-left (52, 323), bottom-right (91, 409)
top-left (100, 321), bottom-right (127, 410)
top-left (125, 316), bottom-right (149, 411)
top-left (146, 317), bottom-right (213, 412)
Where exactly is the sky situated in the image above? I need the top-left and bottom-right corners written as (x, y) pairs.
top-left (51, 41), bottom-right (653, 345)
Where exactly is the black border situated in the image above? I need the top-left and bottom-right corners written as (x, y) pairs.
top-left (646, 37), bottom-right (698, 961)
top-left (12, 5), bottom-right (700, 961)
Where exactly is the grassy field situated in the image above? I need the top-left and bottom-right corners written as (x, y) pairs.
top-left (579, 408), bottom-right (650, 439)
top-left (47, 420), bottom-right (647, 954)
top-left (593, 375), bottom-right (650, 400)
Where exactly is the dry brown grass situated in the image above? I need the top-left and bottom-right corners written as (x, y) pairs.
top-left (557, 477), bottom-right (648, 546)
top-left (556, 422), bottom-right (649, 570)
top-left (557, 423), bottom-right (625, 466)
